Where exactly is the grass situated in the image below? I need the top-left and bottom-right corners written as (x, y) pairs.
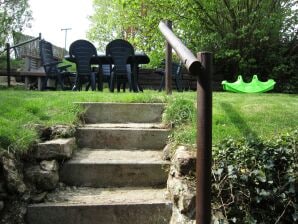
top-left (212, 92), bottom-right (298, 141)
top-left (162, 92), bottom-right (298, 145)
top-left (0, 87), bottom-right (297, 152)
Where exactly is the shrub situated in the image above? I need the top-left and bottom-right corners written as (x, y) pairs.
top-left (212, 130), bottom-right (297, 223)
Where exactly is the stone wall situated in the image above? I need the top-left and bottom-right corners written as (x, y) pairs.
top-left (0, 125), bottom-right (76, 224)
top-left (165, 145), bottom-right (228, 224)
top-left (165, 145), bottom-right (196, 224)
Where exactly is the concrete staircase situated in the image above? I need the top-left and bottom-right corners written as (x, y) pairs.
top-left (27, 103), bottom-right (172, 224)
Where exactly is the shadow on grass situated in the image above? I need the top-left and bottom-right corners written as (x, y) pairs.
top-left (220, 102), bottom-right (259, 140)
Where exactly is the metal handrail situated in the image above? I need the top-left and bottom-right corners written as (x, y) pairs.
top-left (158, 21), bottom-right (201, 75)
top-left (10, 33), bottom-right (41, 50)
top-left (159, 20), bottom-right (213, 224)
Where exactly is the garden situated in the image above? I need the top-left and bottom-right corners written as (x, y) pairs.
top-left (0, 0), bottom-right (297, 223)
top-left (0, 88), bottom-right (297, 223)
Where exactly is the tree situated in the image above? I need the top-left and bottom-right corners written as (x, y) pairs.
top-left (0, 0), bottom-right (32, 50)
top-left (88, 0), bottom-right (297, 92)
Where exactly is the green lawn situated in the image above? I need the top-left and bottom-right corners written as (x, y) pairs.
top-left (0, 87), bottom-right (297, 152)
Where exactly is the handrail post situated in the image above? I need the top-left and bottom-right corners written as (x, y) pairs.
top-left (158, 20), bottom-right (213, 224)
top-left (6, 43), bottom-right (11, 87)
top-left (165, 20), bottom-right (172, 95)
top-left (196, 52), bottom-right (213, 224)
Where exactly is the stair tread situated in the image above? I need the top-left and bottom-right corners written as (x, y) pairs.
top-left (30, 187), bottom-right (170, 206)
top-left (78, 123), bottom-right (170, 130)
top-left (67, 148), bottom-right (169, 164)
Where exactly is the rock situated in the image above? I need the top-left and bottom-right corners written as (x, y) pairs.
top-left (50, 125), bottom-right (75, 139)
top-left (29, 124), bottom-right (75, 141)
top-left (0, 182), bottom-right (6, 192)
top-left (167, 145), bottom-right (197, 222)
top-left (1, 154), bottom-right (27, 194)
top-left (172, 146), bottom-right (196, 176)
top-left (35, 138), bottom-right (76, 160)
top-left (24, 124), bottom-right (51, 141)
top-left (167, 175), bottom-right (196, 217)
top-left (40, 160), bottom-right (58, 172)
top-left (24, 160), bottom-right (59, 191)
top-left (21, 192), bottom-right (31, 202)
top-left (0, 193), bottom-right (8, 200)
top-left (30, 192), bottom-right (47, 203)
top-left (0, 182), bottom-right (8, 199)
top-left (0, 201), bottom-right (4, 211)
top-left (0, 199), bottom-right (27, 224)
top-left (163, 144), bottom-right (173, 160)
top-left (170, 207), bottom-right (195, 224)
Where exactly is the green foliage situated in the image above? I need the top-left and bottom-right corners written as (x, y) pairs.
top-left (88, 0), bottom-right (297, 92)
top-left (59, 59), bottom-right (76, 73)
top-left (212, 130), bottom-right (297, 223)
top-left (0, 56), bottom-right (24, 70)
top-left (0, 0), bottom-right (32, 50)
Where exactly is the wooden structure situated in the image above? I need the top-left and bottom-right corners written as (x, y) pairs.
top-left (1, 32), bottom-right (67, 89)
top-left (138, 68), bottom-right (197, 90)
top-left (0, 67), bottom-right (200, 91)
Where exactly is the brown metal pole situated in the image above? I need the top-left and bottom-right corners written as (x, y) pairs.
top-left (165, 20), bottom-right (172, 95)
top-left (158, 21), bottom-right (200, 74)
top-left (196, 52), bottom-right (213, 224)
top-left (6, 43), bottom-right (11, 87)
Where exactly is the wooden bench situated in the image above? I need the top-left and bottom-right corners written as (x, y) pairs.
top-left (20, 70), bottom-right (46, 90)
top-left (21, 54), bottom-right (42, 71)
top-left (0, 69), bottom-right (46, 90)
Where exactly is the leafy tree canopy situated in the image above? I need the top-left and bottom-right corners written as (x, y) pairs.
top-left (88, 0), bottom-right (297, 92)
top-left (0, 0), bottom-right (32, 50)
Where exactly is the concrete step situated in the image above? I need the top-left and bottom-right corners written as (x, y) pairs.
top-left (76, 124), bottom-right (170, 149)
top-left (78, 102), bottom-right (166, 124)
top-left (27, 187), bottom-right (172, 224)
top-left (60, 148), bottom-right (170, 187)
top-left (35, 138), bottom-right (76, 160)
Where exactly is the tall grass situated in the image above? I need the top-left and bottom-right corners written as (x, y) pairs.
top-left (0, 87), bottom-right (297, 152)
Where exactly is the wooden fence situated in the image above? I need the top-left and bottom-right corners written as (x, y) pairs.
top-left (13, 32), bottom-right (65, 60)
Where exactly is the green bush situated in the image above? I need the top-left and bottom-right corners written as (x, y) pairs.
top-left (212, 130), bottom-right (297, 223)
top-left (0, 56), bottom-right (24, 70)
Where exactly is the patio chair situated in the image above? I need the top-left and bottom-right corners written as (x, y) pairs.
top-left (39, 39), bottom-right (74, 90)
top-left (155, 61), bottom-right (183, 92)
top-left (69, 39), bottom-right (97, 91)
top-left (101, 64), bottom-right (111, 88)
top-left (106, 39), bottom-right (135, 92)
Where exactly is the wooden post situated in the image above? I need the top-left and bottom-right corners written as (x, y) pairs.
top-left (6, 43), bottom-right (11, 87)
top-left (165, 20), bottom-right (172, 95)
top-left (196, 52), bottom-right (213, 224)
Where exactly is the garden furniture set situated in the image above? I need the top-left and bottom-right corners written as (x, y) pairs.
top-left (40, 39), bottom-right (151, 92)
top-left (39, 38), bottom-right (185, 92)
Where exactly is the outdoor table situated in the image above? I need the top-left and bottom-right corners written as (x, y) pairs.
top-left (65, 53), bottom-right (150, 92)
